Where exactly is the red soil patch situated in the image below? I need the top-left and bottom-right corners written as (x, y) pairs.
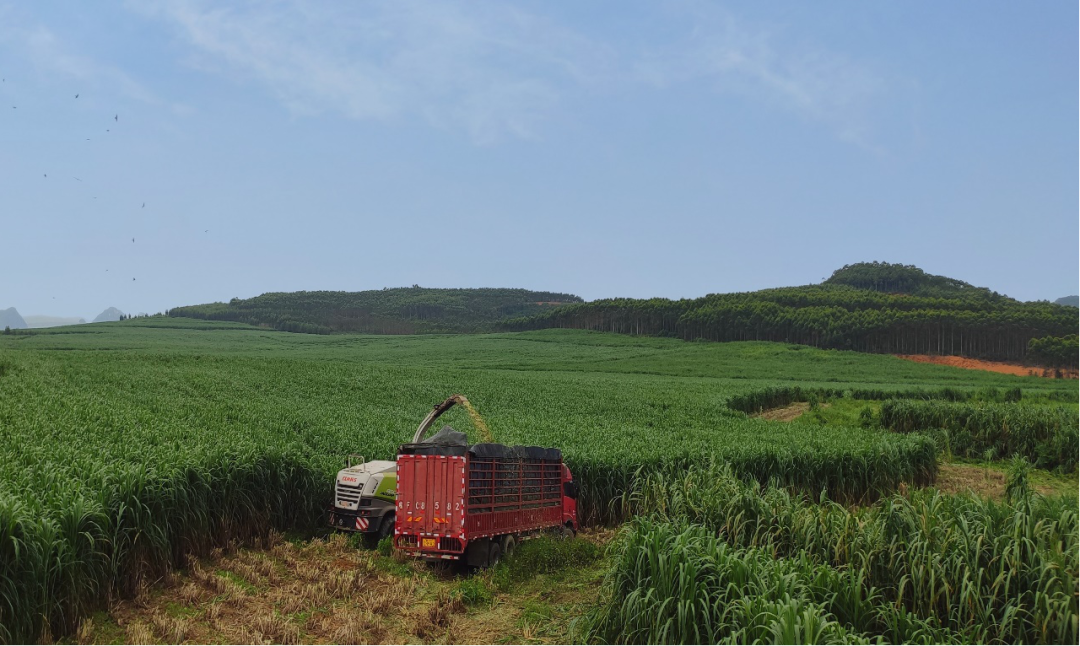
top-left (896, 355), bottom-right (1078, 379)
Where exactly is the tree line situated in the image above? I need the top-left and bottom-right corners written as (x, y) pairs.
top-left (503, 263), bottom-right (1078, 363)
top-left (1027, 334), bottom-right (1079, 370)
top-left (169, 287), bottom-right (582, 335)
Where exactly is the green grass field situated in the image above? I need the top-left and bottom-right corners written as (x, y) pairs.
top-left (0, 319), bottom-right (1076, 642)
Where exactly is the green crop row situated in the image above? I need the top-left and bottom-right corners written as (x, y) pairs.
top-left (725, 384), bottom-right (1076, 417)
top-left (584, 460), bottom-right (1078, 644)
top-left (879, 400), bottom-right (1079, 471)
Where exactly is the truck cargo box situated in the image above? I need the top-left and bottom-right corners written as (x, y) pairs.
top-left (394, 441), bottom-right (573, 561)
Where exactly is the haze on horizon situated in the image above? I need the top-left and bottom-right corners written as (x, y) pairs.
top-left (2, 0), bottom-right (1076, 320)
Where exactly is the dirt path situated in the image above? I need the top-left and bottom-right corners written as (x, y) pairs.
top-left (751, 402), bottom-right (834, 422)
top-left (78, 531), bottom-right (607, 645)
top-left (895, 354), bottom-right (1077, 379)
top-left (932, 464), bottom-right (1008, 499)
top-left (931, 463), bottom-right (1074, 500)
top-left (752, 402), bottom-right (810, 422)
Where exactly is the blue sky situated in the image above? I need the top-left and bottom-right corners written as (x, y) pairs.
top-left (1, 1), bottom-right (1076, 318)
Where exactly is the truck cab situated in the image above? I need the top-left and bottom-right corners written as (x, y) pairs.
top-left (562, 463), bottom-right (578, 532)
top-left (327, 456), bottom-right (397, 545)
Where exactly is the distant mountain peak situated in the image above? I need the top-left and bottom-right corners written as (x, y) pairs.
top-left (1, 307), bottom-right (28, 329)
top-left (1054, 296), bottom-right (1079, 307)
top-left (93, 307), bottom-right (125, 323)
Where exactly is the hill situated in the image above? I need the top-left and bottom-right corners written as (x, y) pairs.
top-left (1054, 295), bottom-right (1079, 307)
top-left (23, 315), bottom-right (86, 328)
top-left (168, 287), bottom-right (582, 334)
top-left (504, 262), bottom-right (1078, 363)
top-left (0, 307), bottom-right (27, 330)
top-left (93, 307), bottom-right (125, 323)
top-left (822, 261), bottom-right (1005, 298)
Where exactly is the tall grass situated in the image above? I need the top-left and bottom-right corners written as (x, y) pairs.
top-left (0, 451), bottom-right (320, 643)
top-left (583, 460), bottom-right (1078, 644)
top-left (572, 431), bottom-right (936, 525)
top-left (583, 520), bottom-right (962, 644)
top-left (879, 400), bottom-right (1079, 470)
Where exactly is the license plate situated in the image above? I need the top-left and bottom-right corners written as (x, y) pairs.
top-left (422, 538), bottom-right (436, 548)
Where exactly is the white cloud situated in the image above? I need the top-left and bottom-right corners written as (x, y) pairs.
top-left (138, 0), bottom-right (614, 143)
top-left (635, 4), bottom-right (887, 149)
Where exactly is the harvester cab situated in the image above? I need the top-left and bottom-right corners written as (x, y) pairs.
top-left (328, 456), bottom-right (398, 544)
top-left (328, 394), bottom-right (490, 546)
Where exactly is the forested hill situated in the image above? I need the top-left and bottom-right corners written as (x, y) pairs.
top-left (503, 262), bottom-right (1078, 364)
top-left (823, 262), bottom-right (1005, 299)
top-left (168, 288), bottom-right (582, 334)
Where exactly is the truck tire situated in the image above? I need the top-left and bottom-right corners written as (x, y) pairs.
top-left (487, 541), bottom-right (502, 568)
top-left (464, 538), bottom-right (489, 569)
top-left (501, 535), bottom-right (516, 559)
top-left (558, 524), bottom-right (575, 540)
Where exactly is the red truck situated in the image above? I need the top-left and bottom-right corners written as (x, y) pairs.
top-left (394, 440), bottom-right (578, 567)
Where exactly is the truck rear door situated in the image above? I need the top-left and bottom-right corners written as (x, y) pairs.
top-left (396, 454), bottom-right (466, 553)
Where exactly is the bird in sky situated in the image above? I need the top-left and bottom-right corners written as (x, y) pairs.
top-left (114, 114), bottom-right (118, 122)
top-left (74, 177), bottom-right (82, 181)
top-left (142, 203), bottom-right (145, 208)
top-left (132, 278), bottom-right (136, 281)
top-left (75, 94), bottom-right (79, 98)
top-left (43, 174), bottom-right (46, 178)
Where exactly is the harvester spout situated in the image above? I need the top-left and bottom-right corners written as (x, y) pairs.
top-left (411, 394), bottom-right (493, 444)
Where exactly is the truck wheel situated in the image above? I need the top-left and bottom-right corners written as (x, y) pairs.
top-left (558, 524), bottom-right (575, 540)
top-left (487, 541), bottom-right (502, 568)
top-left (501, 535), bottom-right (516, 559)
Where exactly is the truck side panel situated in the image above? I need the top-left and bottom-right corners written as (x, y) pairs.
top-left (464, 456), bottom-right (563, 539)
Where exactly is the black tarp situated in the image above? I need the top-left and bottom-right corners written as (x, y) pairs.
top-left (399, 425), bottom-right (562, 461)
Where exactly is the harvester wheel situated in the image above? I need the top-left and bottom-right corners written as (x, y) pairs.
top-left (364, 513), bottom-right (395, 549)
top-left (377, 513), bottom-right (395, 542)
